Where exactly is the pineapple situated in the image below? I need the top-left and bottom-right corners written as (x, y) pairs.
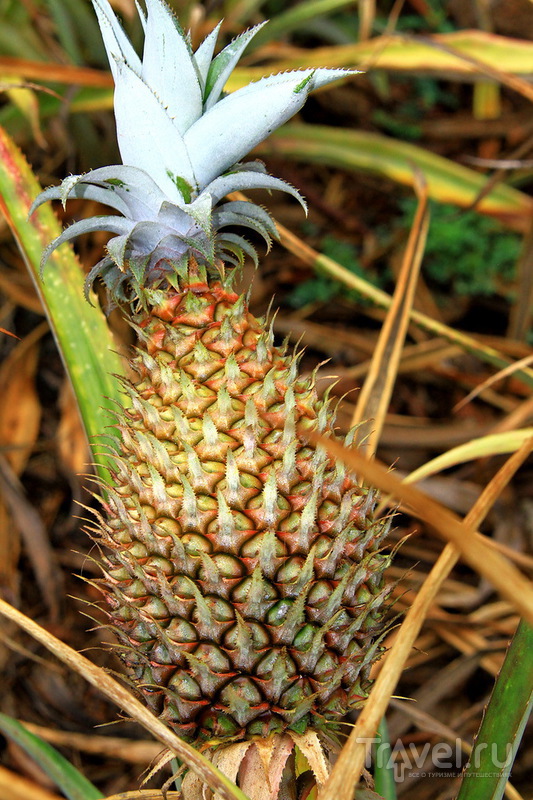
top-left (32, 1), bottom-right (391, 796)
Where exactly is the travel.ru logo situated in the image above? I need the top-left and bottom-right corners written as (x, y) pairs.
top-left (357, 737), bottom-right (513, 782)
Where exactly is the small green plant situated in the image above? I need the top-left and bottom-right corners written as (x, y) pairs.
top-left (288, 232), bottom-right (388, 308)
top-left (400, 198), bottom-right (521, 298)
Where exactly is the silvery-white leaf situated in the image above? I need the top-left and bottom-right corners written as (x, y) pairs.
top-left (176, 193), bottom-right (213, 234)
top-left (84, 256), bottom-right (116, 300)
top-left (156, 200), bottom-right (204, 235)
top-left (203, 22), bottom-right (266, 110)
top-left (43, 167), bottom-right (164, 221)
top-left (217, 200), bottom-right (278, 234)
top-left (212, 209), bottom-right (275, 246)
top-left (105, 232), bottom-right (130, 268)
top-left (73, 165), bottom-right (169, 217)
top-left (142, 0), bottom-right (202, 133)
top-left (113, 58), bottom-right (197, 200)
top-left (217, 232), bottom-right (258, 265)
top-left (205, 171), bottom-right (306, 210)
top-left (127, 219), bottom-right (180, 252)
top-left (28, 185), bottom-right (63, 218)
top-left (41, 215), bottom-right (133, 271)
top-left (92, 0), bottom-right (141, 83)
top-left (307, 66), bottom-right (359, 90)
top-left (58, 174), bottom-right (85, 208)
top-left (184, 70), bottom-right (348, 188)
top-left (60, 181), bottom-right (133, 216)
top-left (231, 67), bottom-right (357, 99)
top-left (229, 160), bottom-right (268, 174)
top-left (193, 21), bottom-right (221, 93)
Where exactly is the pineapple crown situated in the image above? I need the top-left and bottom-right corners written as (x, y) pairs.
top-left (31, 0), bottom-right (355, 301)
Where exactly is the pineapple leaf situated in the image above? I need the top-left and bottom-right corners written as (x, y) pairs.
top-left (134, 0), bottom-right (147, 30)
top-left (213, 208), bottom-right (276, 249)
top-left (218, 232), bottom-right (259, 266)
top-left (194, 21), bottom-right (222, 89)
top-left (30, 166), bottom-right (170, 221)
top-left (40, 215), bottom-right (133, 273)
top-left (204, 22), bottom-right (266, 109)
top-left (31, 181), bottom-right (130, 217)
top-left (184, 69), bottom-right (353, 188)
top-left (171, 193), bottom-right (213, 234)
top-left (113, 58), bottom-right (197, 200)
top-left (217, 200), bottom-right (279, 235)
top-left (142, 0), bottom-right (202, 133)
top-left (207, 170), bottom-right (307, 211)
top-left (92, 0), bottom-right (141, 83)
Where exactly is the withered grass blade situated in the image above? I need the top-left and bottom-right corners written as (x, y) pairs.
top-left (352, 173), bottom-right (429, 455)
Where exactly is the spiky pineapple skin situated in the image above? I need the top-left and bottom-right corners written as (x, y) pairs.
top-left (94, 266), bottom-right (390, 744)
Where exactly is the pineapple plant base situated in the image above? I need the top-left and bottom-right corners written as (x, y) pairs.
top-left (178, 729), bottom-right (330, 800)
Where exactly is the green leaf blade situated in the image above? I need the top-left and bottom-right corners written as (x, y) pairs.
top-left (456, 621), bottom-right (533, 800)
top-left (256, 124), bottom-right (533, 231)
top-left (0, 124), bottom-right (125, 483)
top-left (0, 713), bottom-right (103, 800)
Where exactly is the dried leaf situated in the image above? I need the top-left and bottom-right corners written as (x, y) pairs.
top-left (288, 731), bottom-right (330, 787)
top-left (352, 171), bottom-right (429, 454)
top-left (0, 455), bottom-right (61, 618)
top-left (267, 736), bottom-right (295, 800)
top-left (238, 745), bottom-right (269, 800)
top-left (57, 379), bottom-right (91, 479)
top-left (0, 763), bottom-right (63, 800)
top-left (213, 742), bottom-right (252, 800)
top-left (181, 767), bottom-right (208, 800)
top-left (0, 76), bottom-right (46, 148)
top-left (0, 336), bottom-right (42, 474)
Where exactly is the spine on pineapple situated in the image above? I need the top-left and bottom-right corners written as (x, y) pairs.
top-left (32, 1), bottom-right (392, 795)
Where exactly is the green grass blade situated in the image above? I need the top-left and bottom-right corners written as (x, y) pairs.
top-left (257, 124), bottom-right (532, 230)
top-left (456, 621), bottom-right (533, 800)
top-left (0, 713), bottom-right (103, 800)
top-left (46, 0), bottom-right (84, 65)
top-left (373, 717), bottom-right (397, 800)
top-left (248, 0), bottom-right (358, 48)
top-left (405, 430), bottom-right (533, 483)
top-left (0, 125), bottom-right (125, 482)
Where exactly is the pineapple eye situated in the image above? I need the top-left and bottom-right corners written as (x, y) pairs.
top-left (224, 620), bottom-right (270, 649)
top-left (168, 671), bottom-right (202, 700)
top-left (154, 517), bottom-right (181, 536)
top-left (141, 596), bottom-right (169, 619)
top-left (198, 596), bottom-right (235, 623)
top-left (182, 533), bottom-right (211, 554)
top-left (211, 554), bottom-right (244, 579)
top-left (144, 556), bottom-right (174, 576)
top-left (307, 581), bottom-right (333, 607)
top-left (266, 599), bottom-right (292, 626)
top-left (193, 643), bottom-right (231, 673)
top-left (165, 617), bottom-right (197, 643)
top-left (292, 624), bottom-right (319, 652)
top-left (275, 557), bottom-right (305, 584)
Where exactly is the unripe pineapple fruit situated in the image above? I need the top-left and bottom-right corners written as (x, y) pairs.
top-left (32, 0), bottom-right (391, 794)
top-left (95, 263), bottom-right (390, 745)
